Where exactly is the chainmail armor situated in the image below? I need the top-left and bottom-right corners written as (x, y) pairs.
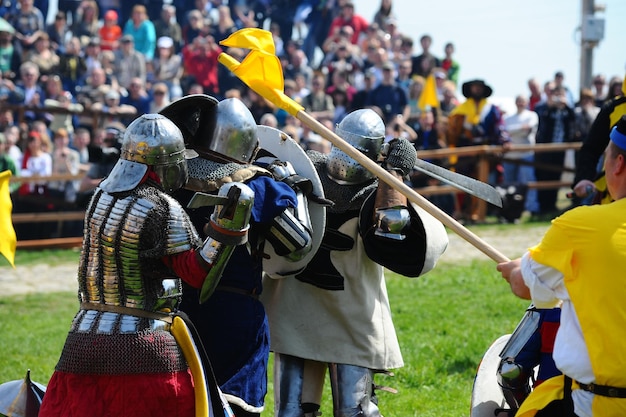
top-left (58, 183), bottom-right (201, 375)
top-left (384, 138), bottom-right (417, 177)
top-left (184, 157), bottom-right (269, 192)
top-left (307, 150), bottom-right (377, 214)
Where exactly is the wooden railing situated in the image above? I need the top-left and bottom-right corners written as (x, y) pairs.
top-left (8, 139), bottom-right (582, 249)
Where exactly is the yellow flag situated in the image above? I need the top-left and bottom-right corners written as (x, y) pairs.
top-left (220, 27), bottom-right (276, 55)
top-left (0, 170), bottom-right (16, 267)
top-left (219, 29), bottom-right (304, 116)
top-left (417, 73), bottom-right (440, 112)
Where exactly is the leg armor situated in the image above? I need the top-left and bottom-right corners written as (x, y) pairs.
top-left (329, 364), bottom-right (381, 417)
top-left (274, 353), bottom-right (324, 417)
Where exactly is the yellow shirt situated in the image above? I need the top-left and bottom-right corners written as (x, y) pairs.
top-left (518, 199), bottom-right (626, 416)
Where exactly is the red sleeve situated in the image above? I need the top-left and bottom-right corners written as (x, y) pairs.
top-left (162, 250), bottom-right (207, 289)
top-left (327, 19), bottom-right (342, 39)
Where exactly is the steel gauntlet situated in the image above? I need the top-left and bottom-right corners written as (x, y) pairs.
top-left (197, 182), bottom-right (254, 302)
top-left (263, 159), bottom-right (314, 261)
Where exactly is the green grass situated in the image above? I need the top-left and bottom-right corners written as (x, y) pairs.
top-left (0, 255), bottom-right (528, 417)
top-left (0, 248), bottom-right (81, 267)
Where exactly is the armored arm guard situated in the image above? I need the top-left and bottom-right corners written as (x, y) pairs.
top-left (260, 158), bottom-right (313, 262)
top-left (197, 182), bottom-right (255, 302)
top-left (360, 174), bottom-right (448, 277)
top-left (372, 138), bottom-right (418, 240)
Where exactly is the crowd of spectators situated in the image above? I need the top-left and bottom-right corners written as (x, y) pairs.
top-left (0, 0), bottom-right (623, 237)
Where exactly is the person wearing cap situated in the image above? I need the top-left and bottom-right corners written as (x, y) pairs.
top-left (98, 9), bottom-right (122, 51)
top-left (447, 79), bottom-right (508, 221)
top-left (153, 36), bottom-right (183, 99)
top-left (0, 27), bottom-right (20, 79)
top-left (497, 115), bottom-right (626, 417)
top-left (123, 4), bottom-right (157, 60)
top-left (113, 34), bottom-right (147, 90)
top-left (91, 87), bottom-right (137, 128)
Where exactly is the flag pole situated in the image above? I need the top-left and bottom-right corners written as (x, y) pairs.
top-left (217, 31), bottom-right (509, 263)
top-left (295, 111), bottom-right (509, 263)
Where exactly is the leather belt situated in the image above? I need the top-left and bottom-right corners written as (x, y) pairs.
top-left (80, 302), bottom-right (173, 324)
top-left (576, 381), bottom-right (626, 398)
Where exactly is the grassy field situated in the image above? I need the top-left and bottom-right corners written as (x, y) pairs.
top-left (0, 252), bottom-right (529, 416)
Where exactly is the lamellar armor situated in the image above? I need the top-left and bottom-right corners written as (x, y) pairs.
top-left (56, 184), bottom-right (202, 375)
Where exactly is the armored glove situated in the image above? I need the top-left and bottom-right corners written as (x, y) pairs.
top-left (381, 137), bottom-right (417, 177)
top-left (204, 182), bottom-right (255, 245)
top-left (198, 182), bottom-right (255, 302)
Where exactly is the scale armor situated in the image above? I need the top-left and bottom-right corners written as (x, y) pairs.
top-left (56, 184), bottom-right (201, 375)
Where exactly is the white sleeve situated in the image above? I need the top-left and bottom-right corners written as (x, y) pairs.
top-left (520, 252), bottom-right (567, 308)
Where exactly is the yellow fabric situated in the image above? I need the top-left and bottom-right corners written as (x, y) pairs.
top-left (515, 375), bottom-right (565, 417)
top-left (219, 29), bottom-right (304, 116)
top-left (608, 100), bottom-right (626, 129)
top-left (417, 73), bottom-right (440, 112)
top-left (449, 97), bottom-right (487, 125)
top-left (170, 316), bottom-right (209, 417)
top-left (0, 170), bottom-right (16, 267)
top-left (528, 200), bottom-right (626, 416)
top-left (220, 27), bottom-right (276, 55)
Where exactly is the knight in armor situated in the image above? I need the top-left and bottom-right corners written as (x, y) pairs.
top-left (39, 113), bottom-right (255, 417)
top-left (161, 95), bottom-right (315, 417)
top-left (260, 108), bottom-right (449, 417)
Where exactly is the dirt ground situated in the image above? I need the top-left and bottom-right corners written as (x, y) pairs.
top-left (1, 223), bottom-right (550, 296)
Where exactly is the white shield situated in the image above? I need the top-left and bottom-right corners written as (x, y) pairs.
top-left (470, 334), bottom-right (511, 417)
top-left (256, 125), bottom-right (326, 278)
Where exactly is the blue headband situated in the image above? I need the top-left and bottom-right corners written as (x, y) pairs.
top-left (610, 125), bottom-right (626, 150)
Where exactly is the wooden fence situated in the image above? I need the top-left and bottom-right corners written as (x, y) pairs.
top-left (8, 142), bottom-right (582, 250)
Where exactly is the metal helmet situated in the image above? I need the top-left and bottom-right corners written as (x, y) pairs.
top-left (100, 114), bottom-right (189, 194)
top-left (158, 94), bottom-right (218, 152)
top-left (327, 109), bottom-right (385, 184)
top-left (209, 98), bottom-right (259, 163)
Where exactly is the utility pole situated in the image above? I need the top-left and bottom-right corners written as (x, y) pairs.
top-left (580, 0), bottom-right (606, 91)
